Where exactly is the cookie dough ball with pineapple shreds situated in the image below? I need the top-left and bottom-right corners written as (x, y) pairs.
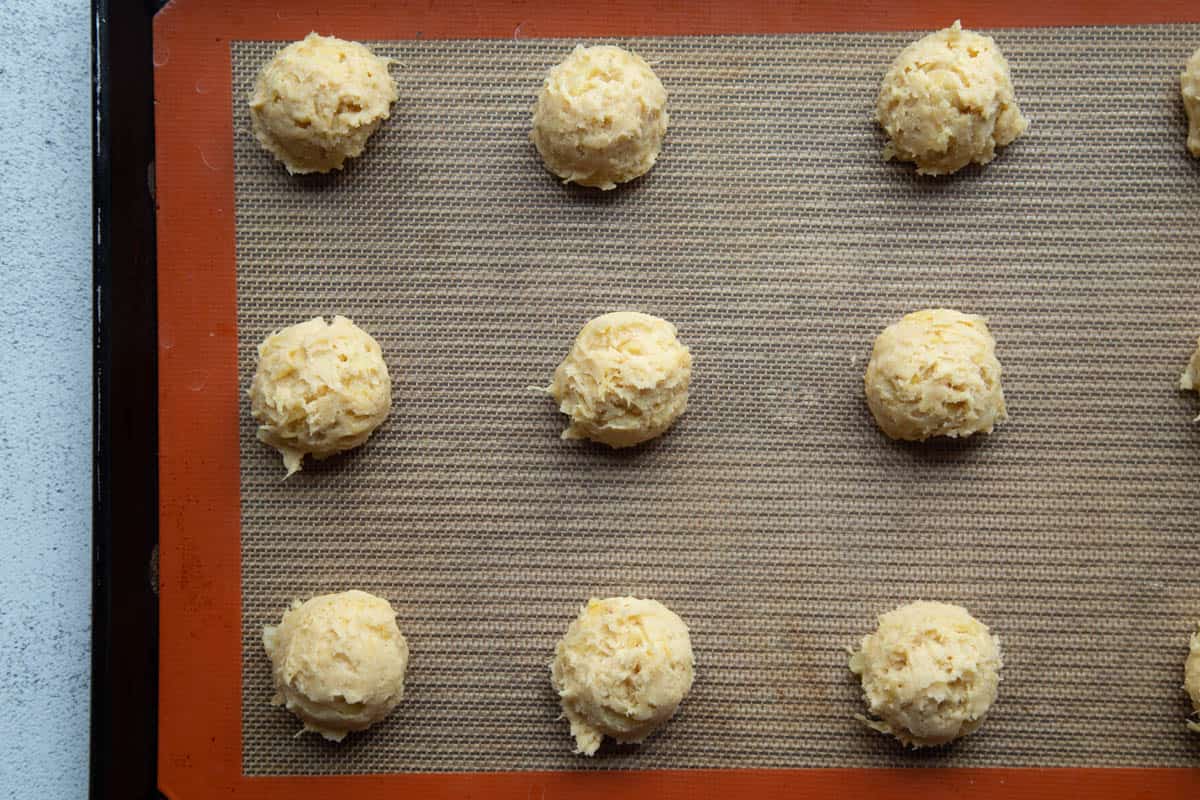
top-left (551, 597), bottom-right (695, 755)
top-left (1180, 337), bottom-right (1200, 392)
top-left (249, 33), bottom-right (397, 174)
top-left (249, 315), bottom-right (391, 476)
top-left (877, 21), bottom-right (1028, 175)
top-left (1186, 626), bottom-right (1200, 732)
top-left (548, 311), bottom-right (691, 448)
top-left (262, 590), bottom-right (410, 741)
top-left (1183, 48), bottom-right (1200, 157)
top-left (849, 600), bottom-right (1002, 748)
top-left (864, 309), bottom-right (1007, 442)
top-left (531, 45), bottom-right (669, 189)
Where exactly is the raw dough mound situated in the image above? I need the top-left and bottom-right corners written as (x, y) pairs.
top-left (262, 590), bottom-right (409, 741)
top-left (864, 308), bottom-right (1007, 441)
top-left (531, 45), bottom-right (669, 189)
top-left (1181, 337), bottom-right (1200, 392)
top-left (1187, 626), bottom-right (1200, 732)
top-left (551, 597), bottom-right (695, 755)
top-left (548, 311), bottom-right (691, 448)
top-left (1184, 47), bottom-right (1200, 158)
top-left (877, 21), bottom-right (1028, 175)
top-left (249, 315), bottom-right (391, 476)
top-left (249, 32), bottom-right (397, 174)
top-left (849, 600), bottom-right (1002, 748)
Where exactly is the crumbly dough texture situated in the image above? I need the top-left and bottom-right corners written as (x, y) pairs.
top-left (849, 600), bottom-right (1002, 748)
top-left (1187, 626), bottom-right (1200, 732)
top-left (249, 33), bottom-right (398, 174)
top-left (262, 590), bottom-right (409, 741)
top-left (864, 308), bottom-right (1007, 441)
top-left (1184, 48), bottom-right (1200, 158)
top-left (877, 21), bottom-right (1028, 175)
top-left (249, 315), bottom-right (391, 476)
top-left (551, 597), bottom-right (695, 755)
top-left (548, 311), bottom-right (691, 448)
top-left (1181, 337), bottom-right (1200, 392)
top-left (531, 45), bottom-right (669, 189)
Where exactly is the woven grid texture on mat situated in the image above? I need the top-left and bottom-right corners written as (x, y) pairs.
top-left (233, 27), bottom-right (1200, 775)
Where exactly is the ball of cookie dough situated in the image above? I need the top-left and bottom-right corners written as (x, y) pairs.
top-left (249, 32), bottom-right (397, 174)
top-left (531, 45), bottom-right (669, 189)
top-left (262, 590), bottom-right (409, 741)
top-left (551, 597), bottom-right (695, 755)
top-left (849, 600), bottom-right (1002, 748)
top-left (547, 311), bottom-right (691, 448)
top-left (1186, 626), bottom-right (1200, 732)
top-left (1183, 48), bottom-right (1200, 158)
top-left (249, 315), bottom-right (391, 476)
top-left (1180, 337), bottom-right (1200, 392)
top-left (877, 20), bottom-right (1028, 175)
top-left (864, 309), bottom-right (1007, 441)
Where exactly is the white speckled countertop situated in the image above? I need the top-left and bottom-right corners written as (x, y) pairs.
top-left (0, 1), bottom-right (92, 797)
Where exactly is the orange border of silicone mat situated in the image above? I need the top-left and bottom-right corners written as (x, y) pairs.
top-left (154, 1), bottom-right (1200, 797)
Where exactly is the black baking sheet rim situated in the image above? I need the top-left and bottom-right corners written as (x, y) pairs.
top-left (91, 1), bottom-right (165, 798)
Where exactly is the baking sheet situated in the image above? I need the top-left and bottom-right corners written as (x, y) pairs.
top-left (232, 27), bottom-right (1200, 774)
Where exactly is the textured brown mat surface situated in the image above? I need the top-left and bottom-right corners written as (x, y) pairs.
top-left (233, 27), bottom-right (1200, 774)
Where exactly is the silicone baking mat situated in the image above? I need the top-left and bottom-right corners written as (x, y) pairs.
top-left (232, 26), bottom-right (1200, 773)
top-left (153, 1), bottom-right (1200, 797)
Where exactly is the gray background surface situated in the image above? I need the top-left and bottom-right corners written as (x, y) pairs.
top-left (0, 0), bottom-right (92, 797)
top-left (234, 28), bottom-right (1200, 774)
